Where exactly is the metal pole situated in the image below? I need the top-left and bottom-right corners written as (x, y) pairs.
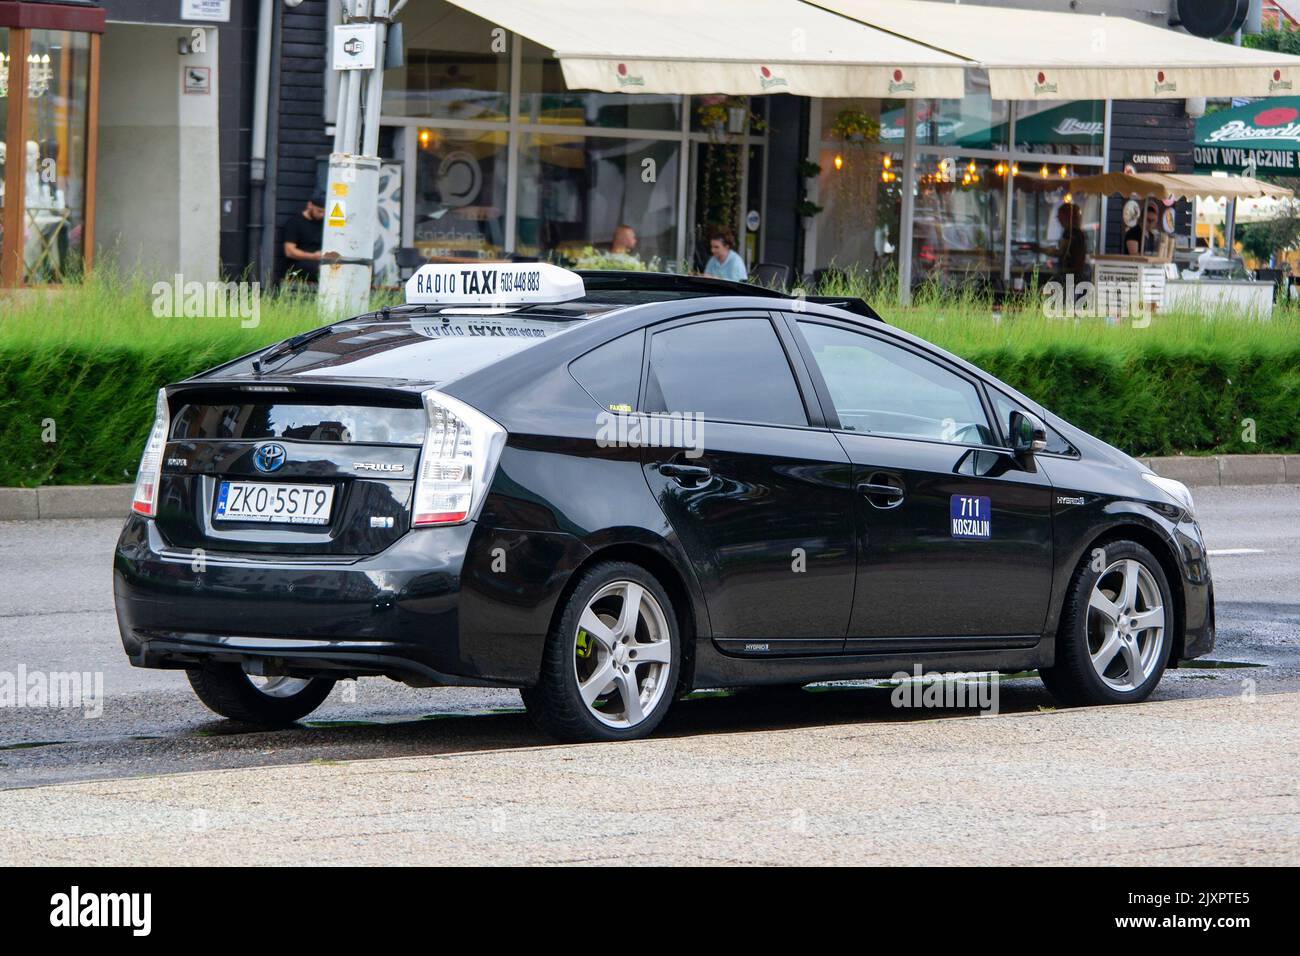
top-left (247, 0), bottom-right (275, 281)
top-left (318, 0), bottom-right (396, 318)
top-left (898, 98), bottom-right (919, 306)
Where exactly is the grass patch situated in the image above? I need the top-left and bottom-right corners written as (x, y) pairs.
top-left (2, 270), bottom-right (1299, 486)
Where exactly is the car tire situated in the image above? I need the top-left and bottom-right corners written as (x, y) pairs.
top-left (1040, 539), bottom-right (1174, 707)
top-left (186, 662), bottom-right (335, 725)
top-left (521, 561), bottom-right (681, 743)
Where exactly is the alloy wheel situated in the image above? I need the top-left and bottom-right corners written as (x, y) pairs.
top-left (248, 675), bottom-right (314, 699)
top-left (1086, 558), bottom-right (1166, 692)
top-left (572, 580), bottom-right (673, 729)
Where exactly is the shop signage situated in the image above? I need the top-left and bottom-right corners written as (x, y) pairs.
top-left (1194, 99), bottom-right (1300, 174)
top-left (181, 0), bottom-right (229, 22)
top-left (1127, 151), bottom-right (1177, 173)
top-left (183, 66), bottom-right (211, 96)
top-left (333, 24), bottom-right (378, 71)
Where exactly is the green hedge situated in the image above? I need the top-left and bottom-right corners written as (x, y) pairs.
top-left (2, 339), bottom-right (1297, 487)
top-left (966, 344), bottom-right (1300, 457)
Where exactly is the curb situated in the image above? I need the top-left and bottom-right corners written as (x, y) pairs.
top-left (1142, 454), bottom-right (1300, 488)
top-left (0, 484), bottom-right (133, 521)
top-left (1, 458), bottom-right (1297, 521)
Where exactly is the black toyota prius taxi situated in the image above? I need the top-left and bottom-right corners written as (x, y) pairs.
top-left (114, 263), bottom-right (1214, 741)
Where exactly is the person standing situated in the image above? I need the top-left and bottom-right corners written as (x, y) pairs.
top-left (283, 193), bottom-right (327, 281)
top-left (1053, 202), bottom-right (1089, 287)
top-left (703, 230), bottom-right (747, 282)
top-left (1124, 202), bottom-right (1161, 257)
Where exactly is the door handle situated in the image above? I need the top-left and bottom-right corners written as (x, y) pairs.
top-left (857, 481), bottom-right (905, 507)
top-left (659, 462), bottom-right (712, 484)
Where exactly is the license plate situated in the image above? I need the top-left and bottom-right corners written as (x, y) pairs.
top-left (214, 481), bottom-right (335, 525)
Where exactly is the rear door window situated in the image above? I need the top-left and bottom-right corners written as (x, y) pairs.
top-left (645, 318), bottom-right (807, 426)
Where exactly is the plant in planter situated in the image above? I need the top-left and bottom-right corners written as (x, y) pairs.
top-left (796, 198), bottom-right (824, 229)
top-left (696, 96), bottom-right (766, 142)
top-left (830, 108), bottom-right (880, 144)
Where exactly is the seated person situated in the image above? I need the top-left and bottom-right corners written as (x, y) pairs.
top-left (703, 230), bottom-right (747, 282)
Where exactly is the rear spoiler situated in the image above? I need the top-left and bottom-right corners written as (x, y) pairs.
top-left (575, 271), bottom-right (885, 323)
top-left (802, 296), bottom-right (883, 322)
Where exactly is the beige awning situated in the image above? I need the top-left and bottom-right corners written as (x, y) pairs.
top-left (1067, 172), bottom-right (1294, 202)
top-left (444, 0), bottom-right (968, 98)
top-left (811, 0), bottom-right (1300, 101)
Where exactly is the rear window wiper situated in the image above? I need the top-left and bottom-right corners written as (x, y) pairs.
top-left (252, 325), bottom-right (338, 375)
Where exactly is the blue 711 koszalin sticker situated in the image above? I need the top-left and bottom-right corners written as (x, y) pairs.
top-left (950, 494), bottom-right (991, 539)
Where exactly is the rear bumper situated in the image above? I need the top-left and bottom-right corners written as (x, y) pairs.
top-left (113, 514), bottom-right (503, 686)
top-left (114, 515), bottom-right (591, 686)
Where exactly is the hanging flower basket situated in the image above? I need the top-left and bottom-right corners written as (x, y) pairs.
top-left (830, 109), bottom-right (879, 145)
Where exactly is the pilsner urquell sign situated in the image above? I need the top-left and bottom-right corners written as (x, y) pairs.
top-left (1195, 98), bottom-right (1300, 174)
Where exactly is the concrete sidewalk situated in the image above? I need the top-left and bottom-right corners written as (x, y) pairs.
top-left (2, 456), bottom-right (1297, 521)
top-left (3, 691), bottom-right (1296, 866)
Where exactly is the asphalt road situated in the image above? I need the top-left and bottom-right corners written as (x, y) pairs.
top-left (0, 486), bottom-right (1297, 863)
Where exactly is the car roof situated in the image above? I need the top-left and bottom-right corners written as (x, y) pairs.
top-left (193, 273), bottom-right (883, 387)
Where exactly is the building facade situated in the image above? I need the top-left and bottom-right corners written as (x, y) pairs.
top-left (0, 0), bottom-right (1221, 292)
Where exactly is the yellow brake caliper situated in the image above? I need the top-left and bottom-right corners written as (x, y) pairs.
top-left (576, 628), bottom-right (593, 660)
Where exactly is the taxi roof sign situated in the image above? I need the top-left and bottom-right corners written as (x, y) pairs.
top-left (406, 262), bottom-right (585, 307)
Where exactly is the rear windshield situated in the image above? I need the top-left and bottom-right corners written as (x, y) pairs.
top-left (172, 402), bottom-right (427, 445)
top-left (227, 316), bottom-right (592, 383)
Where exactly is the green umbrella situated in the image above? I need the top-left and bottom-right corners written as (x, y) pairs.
top-left (1195, 98), bottom-right (1300, 175)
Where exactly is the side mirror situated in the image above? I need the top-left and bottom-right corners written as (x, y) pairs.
top-left (1009, 410), bottom-right (1048, 459)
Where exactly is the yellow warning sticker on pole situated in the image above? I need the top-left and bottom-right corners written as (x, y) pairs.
top-left (327, 200), bottom-right (347, 228)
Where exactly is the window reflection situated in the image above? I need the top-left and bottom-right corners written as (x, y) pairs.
top-left (517, 134), bottom-right (679, 266)
top-left (912, 157), bottom-right (1006, 292)
top-left (21, 29), bottom-right (91, 284)
top-left (383, 0), bottom-right (509, 121)
top-left (1014, 100), bottom-right (1104, 157)
top-left (412, 127), bottom-right (507, 260)
top-left (173, 404), bottom-right (427, 445)
top-left (518, 39), bottom-right (681, 130)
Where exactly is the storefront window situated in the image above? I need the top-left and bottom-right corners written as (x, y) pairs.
top-left (817, 147), bottom-right (901, 274)
top-left (518, 39), bottom-right (681, 130)
top-left (911, 156), bottom-right (1006, 290)
top-left (1010, 170), bottom-right (1101, 286)
top-left (516, 134), bottom-right (680, 266)
top-left (1013, 100), bottom-right (1104, 157)
top-left (0, 28), bottom-right (9, 269)
top-left (384, 0), bottom-right (510, 121)
top-left (411, 127), bottom-right (508, 260)
top-left (21, 29), bottom-right (91, 283)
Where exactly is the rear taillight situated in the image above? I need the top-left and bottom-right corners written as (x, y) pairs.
top-left (131, 389), bottom-right (170, 517)
top-left (413, 389), bottom-right (506, 527)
